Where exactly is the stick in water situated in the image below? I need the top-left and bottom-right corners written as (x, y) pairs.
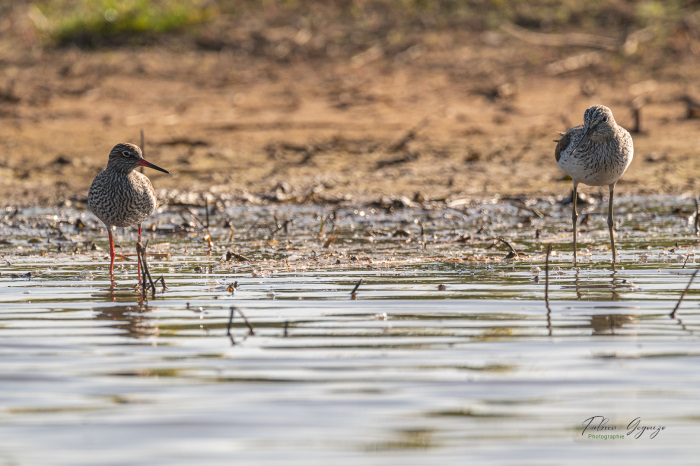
top-left (545, 244), bottom-right (553, 335)
top-left (671, 269), bottom-right (699, 318)
top-left (351, 278), bottom-right (363, 299)
top-left (227, 306), bottom-right (236, 345)
top-left (137, 241), bottom-right (157, 298)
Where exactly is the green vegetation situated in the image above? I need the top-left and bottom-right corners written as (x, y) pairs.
top-left (25, 0), bottom-right (700, 55)
top-left (32, 0), bottom-right (214, 47)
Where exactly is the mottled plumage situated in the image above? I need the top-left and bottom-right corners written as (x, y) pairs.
top-left (556, 105), bottom-right (633, 186)
top-left (555, 105), bottom-right (633, 268)
top-left (88, 143), bottom-right (169, 283)
top-left (89, 168), bottom-right (158, 227)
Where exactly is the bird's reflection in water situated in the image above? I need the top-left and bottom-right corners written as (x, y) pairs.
top-left (93, 288), bottom-right (158, 339)
top-left (588, 271), bottom-right (638, 334)
top-left (553, 270), bottom-right (642, 336)
top-left (565, 269), bottom-right (624, 301)
top-left (589, 313), bottom-right (638, 335)
top-left (609, 270), bottom-right (622, 301)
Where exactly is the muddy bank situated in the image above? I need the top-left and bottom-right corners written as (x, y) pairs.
top-left (1, 32), bottom-right (699, 207)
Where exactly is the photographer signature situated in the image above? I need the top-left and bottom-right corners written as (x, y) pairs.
top-left (581, 415), bottom-right (665, 439)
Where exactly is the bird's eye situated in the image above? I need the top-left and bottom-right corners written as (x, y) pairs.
top-left (121, 150), bottom-right (132, 157)
top-left (601, 116), bottom-right (608, 122)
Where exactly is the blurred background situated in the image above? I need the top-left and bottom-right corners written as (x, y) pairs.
top-left (1, 0), bottom-right (699, 206)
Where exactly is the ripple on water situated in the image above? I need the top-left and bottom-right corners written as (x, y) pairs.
top-left (0, 197), bottom-right (699, 463)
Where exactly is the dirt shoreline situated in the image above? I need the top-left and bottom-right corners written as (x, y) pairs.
top-left (1, 42), bottom-right (699, 208)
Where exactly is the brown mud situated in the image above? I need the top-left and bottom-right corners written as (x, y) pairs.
top-left (1, 22), bottom-right (700, 208)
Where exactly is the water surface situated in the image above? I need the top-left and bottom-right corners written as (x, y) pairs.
top-left (1, 196), bottom-right (699, 464)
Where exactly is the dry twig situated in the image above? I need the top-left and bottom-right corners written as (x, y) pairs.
top-left (227, 306), bottom-right (256, 345)
top-left (136, 241), bottom-right (157, 299)
top-left (497, 237), bottom-right (525, 259)
top-left (323, 227), bottom-right (337, 248)
top-left (351, 278), bottom-right (363, 299)
top-left (671, 269), bottom-right (699, 318)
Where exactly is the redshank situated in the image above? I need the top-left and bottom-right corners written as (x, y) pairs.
top-left (88, 143), bottom-right (169, 283)
top-left (555, 105), bottom-right (633, 269)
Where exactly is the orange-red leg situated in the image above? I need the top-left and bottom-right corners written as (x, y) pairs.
top-left (137, 224), bottom-right (142, 286)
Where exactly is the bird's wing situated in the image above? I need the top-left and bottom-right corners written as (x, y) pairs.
top-left (554, 125), bottom-right (582, 162)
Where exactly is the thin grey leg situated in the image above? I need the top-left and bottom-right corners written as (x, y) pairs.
top-left (572, 181), bottom-right (579, 267)
top-left (608, 182), bottom-right (616, 269)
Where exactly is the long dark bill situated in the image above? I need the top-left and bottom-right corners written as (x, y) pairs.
top-left (568, 126), bottom-right (594, 157)
top-left (138, 159), bottom-right (170, 174)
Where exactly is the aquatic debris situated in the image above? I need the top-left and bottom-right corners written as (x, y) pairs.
top-left (270, 216), bottom-right (292, 236)
top-left (670, 269), bottom-right (699, 318)
top-left (682, 254), bottom-right (693, 268)
top-left (496, 237), bottom-right (527, 260)
top-left (367, 196), bottom-right (418, 212)
top-left (323, 227), bottom-right (337, 248)
top-left (510, 200), bottom-right (545, 218)
top-left (419, 221), bottom-right (426, 249)
top-left (203, 195), bottom-right (211, 230)
top-left (118, 252), bottom-right (171, 261)
top-left (227, 306), bottom-right (256, 346)
top-left (392, 228), bottom-right (411, 238)
top-left (350, 278), bottom-right (363, 299)
top-left (136, 241), bottom-right (158, 300)
top-left (225, 251), bottom-right (251, 262)
top-left (451, 234), bottom-right (471, 243)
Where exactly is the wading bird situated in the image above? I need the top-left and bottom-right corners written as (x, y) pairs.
top-left (88, 143), bottom-right (169, 283)
top-left (555, 105), bottom-right (633, 268)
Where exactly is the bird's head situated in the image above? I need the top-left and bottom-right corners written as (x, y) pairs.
top-left (582, 105), bottom-right (617, 140)
top-left (107, 143), bottom-right (169, 174)
top-left (568, 105), bottom-right (618, 157)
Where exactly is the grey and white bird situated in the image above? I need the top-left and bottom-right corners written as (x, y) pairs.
top-left (555, 105), bottom-right (633, 268)
top-left (88, 143), bottom-right (169, 283)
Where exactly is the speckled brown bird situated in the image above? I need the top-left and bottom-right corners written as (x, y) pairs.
top-left (88, 143), bottom-right (169, 283)
top-left (555, 105), bottom-right (633, 269)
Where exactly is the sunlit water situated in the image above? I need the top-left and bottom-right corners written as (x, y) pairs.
top-left (1, 195), bottom-right (699, 464)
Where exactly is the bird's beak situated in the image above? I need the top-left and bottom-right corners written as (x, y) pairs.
top-left (569, 126), bottom-right (593, 157)
top-left (138, 158), bottom-right (170, 174)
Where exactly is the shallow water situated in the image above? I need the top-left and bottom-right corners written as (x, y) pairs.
top-left (1, 195), bottom-right (699, 464)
